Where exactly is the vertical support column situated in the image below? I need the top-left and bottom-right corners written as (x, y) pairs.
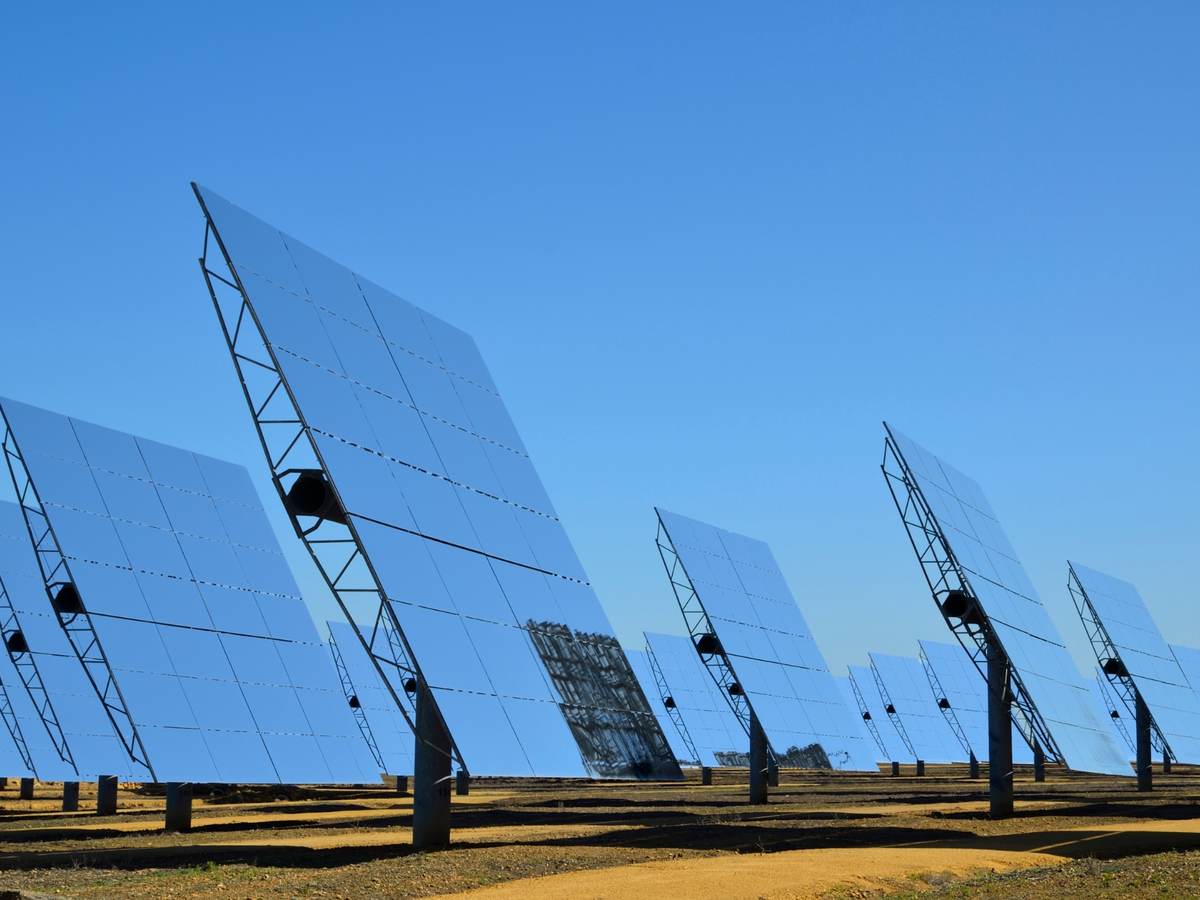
top-left (1135, 694), bottom-right (1152, 793)
top-left (701, 766), bottom-right (713, 786)
top-left (969, 752), bottom-right (980, 780)
top-left (18, 778), bottom-right (33, 800)
top-left (412, 685), bottom-right (452, 849)
top-left (164, 783), bottom-right (193, 833)
top-left (1162, 750), bottom-right (1172, 776)
top-left (0, 777), bottom-right (7, 789)
top-left (1033, 744), bottom-right (1046, 783)
top-left (890, 761), bottom-right (900, 776)
top-left (767, 758), bottom-right (779, 787)
top-left (915, 760), bottom-right (925, 777)
top-left (986, 639), bottom-right (1014, 819)
top-left (749, 711), bottom-right (768, 804)
top-left (455, 770), bottom-right (470, 796)
top-left (395, 775), bottom-right (409, 795)
top-left (96, 776), bottom-right (118, 816)
top-left (62, 782), bottom-right (80, 812)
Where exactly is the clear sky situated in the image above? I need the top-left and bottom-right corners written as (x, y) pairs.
top-left (1, 4), bottom-right (1196, 682)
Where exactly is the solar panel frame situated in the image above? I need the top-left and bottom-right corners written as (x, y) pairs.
top-left (847, 664), bottom-right (904, 763)
top-left (1093, 669), bottom-right (1136, 757)
top-left (868, 652), bottom-right (963, 763)
top-left (0, 399), bottom-right (380, 784)
top-left (1069, 562), bottom-right (1200, 764)
top-left (644, 631), bottom-right (748, 768)
top-left (880, 424), bottom-right (1129, 776)
top-left (625, 647), bottom-right (693, 767)
top-left (654, 510), bottom-right (877, 771)
top-left (193, 184), bottom-right (679, 782)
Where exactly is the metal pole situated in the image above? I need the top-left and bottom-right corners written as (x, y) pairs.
top-left (1135, 694), bottom-right (1152, 792)
top-left (1033, 744), bottom-right (1046, 783)
top-left (701, 766), bottom-right (712, 785)
top-left (395, 775), bottom-right (409, 795)
top-left (891, 761), bottom-right (900, 776)
top-left (18, 778), bottom-right (33, 800)
top-left (987, 638), bottom-right (1014, 818)
top-left (1162, 749), bottom-right (1172, 776)
top-left (412, 685), bottom-right (452, 848)
top-left (96, 776), bottom-right (118, 816)
top-left (165, 783), bottom-right (193, 833)
top-left (915, 760), bottom-right (925, 777)
top-left (969, 752), bottom-right (980, 780)
top-left (62, 781), bottom-right (80, 812)
top-left (455, 770), bottom-right (470, 796)
top-left (749, 711), bottom-right (768, 804)
top-left (767, 757), bottom-right (779, 787)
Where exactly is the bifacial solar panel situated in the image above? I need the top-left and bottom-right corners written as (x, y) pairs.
top-left (625, 647), bottom-right (693, 766)
top-left (0, 398), bottom-right (381, 784)
top-left (655, 510), bottom-right (877, 771)
top-left (1070, 563), bottom-right (1200, 764)
top-left (847, 664), bottom-right (904, 762)
top-left (1093, 670), bottom-right (1136, 757)
top-left (885, 427), bottom-right (1129, 776)
top-left (327, 621), bottom-right (413, 776)
top-left (0, 501), bottom-right (133, 779)
top-left (868, 652), bottom-right (962, 763)
top-left (644, 632), bottom-right (747, 767)
top-left (194, 185), bottom-right (678, 780)
top-left (918, 639), bottom-right (1033, 765)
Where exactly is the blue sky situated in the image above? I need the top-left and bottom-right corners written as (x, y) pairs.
top-left (1, 3), bottom-right (1196, 681)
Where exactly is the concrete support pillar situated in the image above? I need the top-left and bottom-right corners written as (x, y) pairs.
top-left (987, 639), bottom-right (1014, 819)
top-left (749, 711), bottom-right (768, 804)
top-left (1135, 694), bottom-right (1153, 792)
top-left (395, 775), bottom-right (409, 795)
top-left (890, 761), bottom-right (900, 777)
top-left (62, 782), bottom-right (80, 812)
top-left (412, 685), bottom-right (452, 849)
top-left (915, 760), bottom-right (925, 777)
top-left (969, 753), bottom-right (980, 780)
top-left (1033, 744), bottom-right (1046, 783)
top-left (97, 776), bottom-right (118, 816)
top-left (701, 766), bottom-right (712, 786)
top-left (19, 778), bottom-right (33, 800)
top-left (455, 770), bottom-right (470, 796)
top-left (165, 783), bottom-right (193, 833)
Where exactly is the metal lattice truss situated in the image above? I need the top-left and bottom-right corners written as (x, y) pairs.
top-left (0, 673), bottom-right (34, 775)
top-left (870, 663), bottom-right (916, 758)
top-left (881, 434), bottom-right (1050, 760)
top-left (1068, 565), bottom-right (1167, 758)
top-left (195, 194), bottom-right (464, 774)
top-left (328, 628), bottom-right (386, 771)
top-left (643, 640), bottom-right (701, 767)
top-left (848, 670), bottom-right (888, 759)
top-left (0, 417), bottom-right (153, 780)
top-left (654, 516), bottom-right (774, 762)
top-left (918, 649), bottom-right (973, 761)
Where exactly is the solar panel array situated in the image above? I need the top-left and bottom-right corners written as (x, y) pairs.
top-left (919, 639), bottom-right (1033, 764)
top-left (625, 648), bottom-right (693, 766)
top-left (655, 510), bottom-right (877, 771)
top-left (644, 631), bottom-right (746, 767)
top-left (887, 427), bottom-right (1129, 776)
top-left (868, 652), bottom-right (962, 763)
top-left (847, 664), bottom-right (904, 762)
top-left (1070, 563), bottom-right (1200, 764)
top-left (0, 398), bottom-right (381, 784)
top-left (0, 501), bottom-right (133, 778)
top-left (196, 185), bottom-right (678, 780)
top-left (327, 621), bottom-right (414, 776)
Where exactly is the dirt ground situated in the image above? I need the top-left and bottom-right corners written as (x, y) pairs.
top-left (0, 764), bottom-right (1199, 898)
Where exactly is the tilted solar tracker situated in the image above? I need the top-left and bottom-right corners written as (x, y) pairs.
top-left (193, 185), bottom-right (679, 824)
top-left (0, 668), bottom-right (34, 779)
top-left (0, 501), bottom-right (133, 780)
top-left (868, 652), bottom-right (962, 763)
top-left (919, 639), bottom-right (1034, 765)
top-left (1070, 563), bottom-right (1200, 765)
top-left (1170, 645), bottom-right (1200, 696)
top-left (0, 397), bottom-right (381, 786)
top-left (625, 647), bottom-right (693, 766)
top-left (847, 664), bottom-right (904, 763)
top-left (654, 510), bottom-right (877, 772)
top-left (644, 631), bottom-right (747, 768)
top-left (881, 425), bottom-right (1129, 779)
top-left (328, 620), bottom-right (413, 777)
top-left (1093, 670), bottom-right (1136, 757)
